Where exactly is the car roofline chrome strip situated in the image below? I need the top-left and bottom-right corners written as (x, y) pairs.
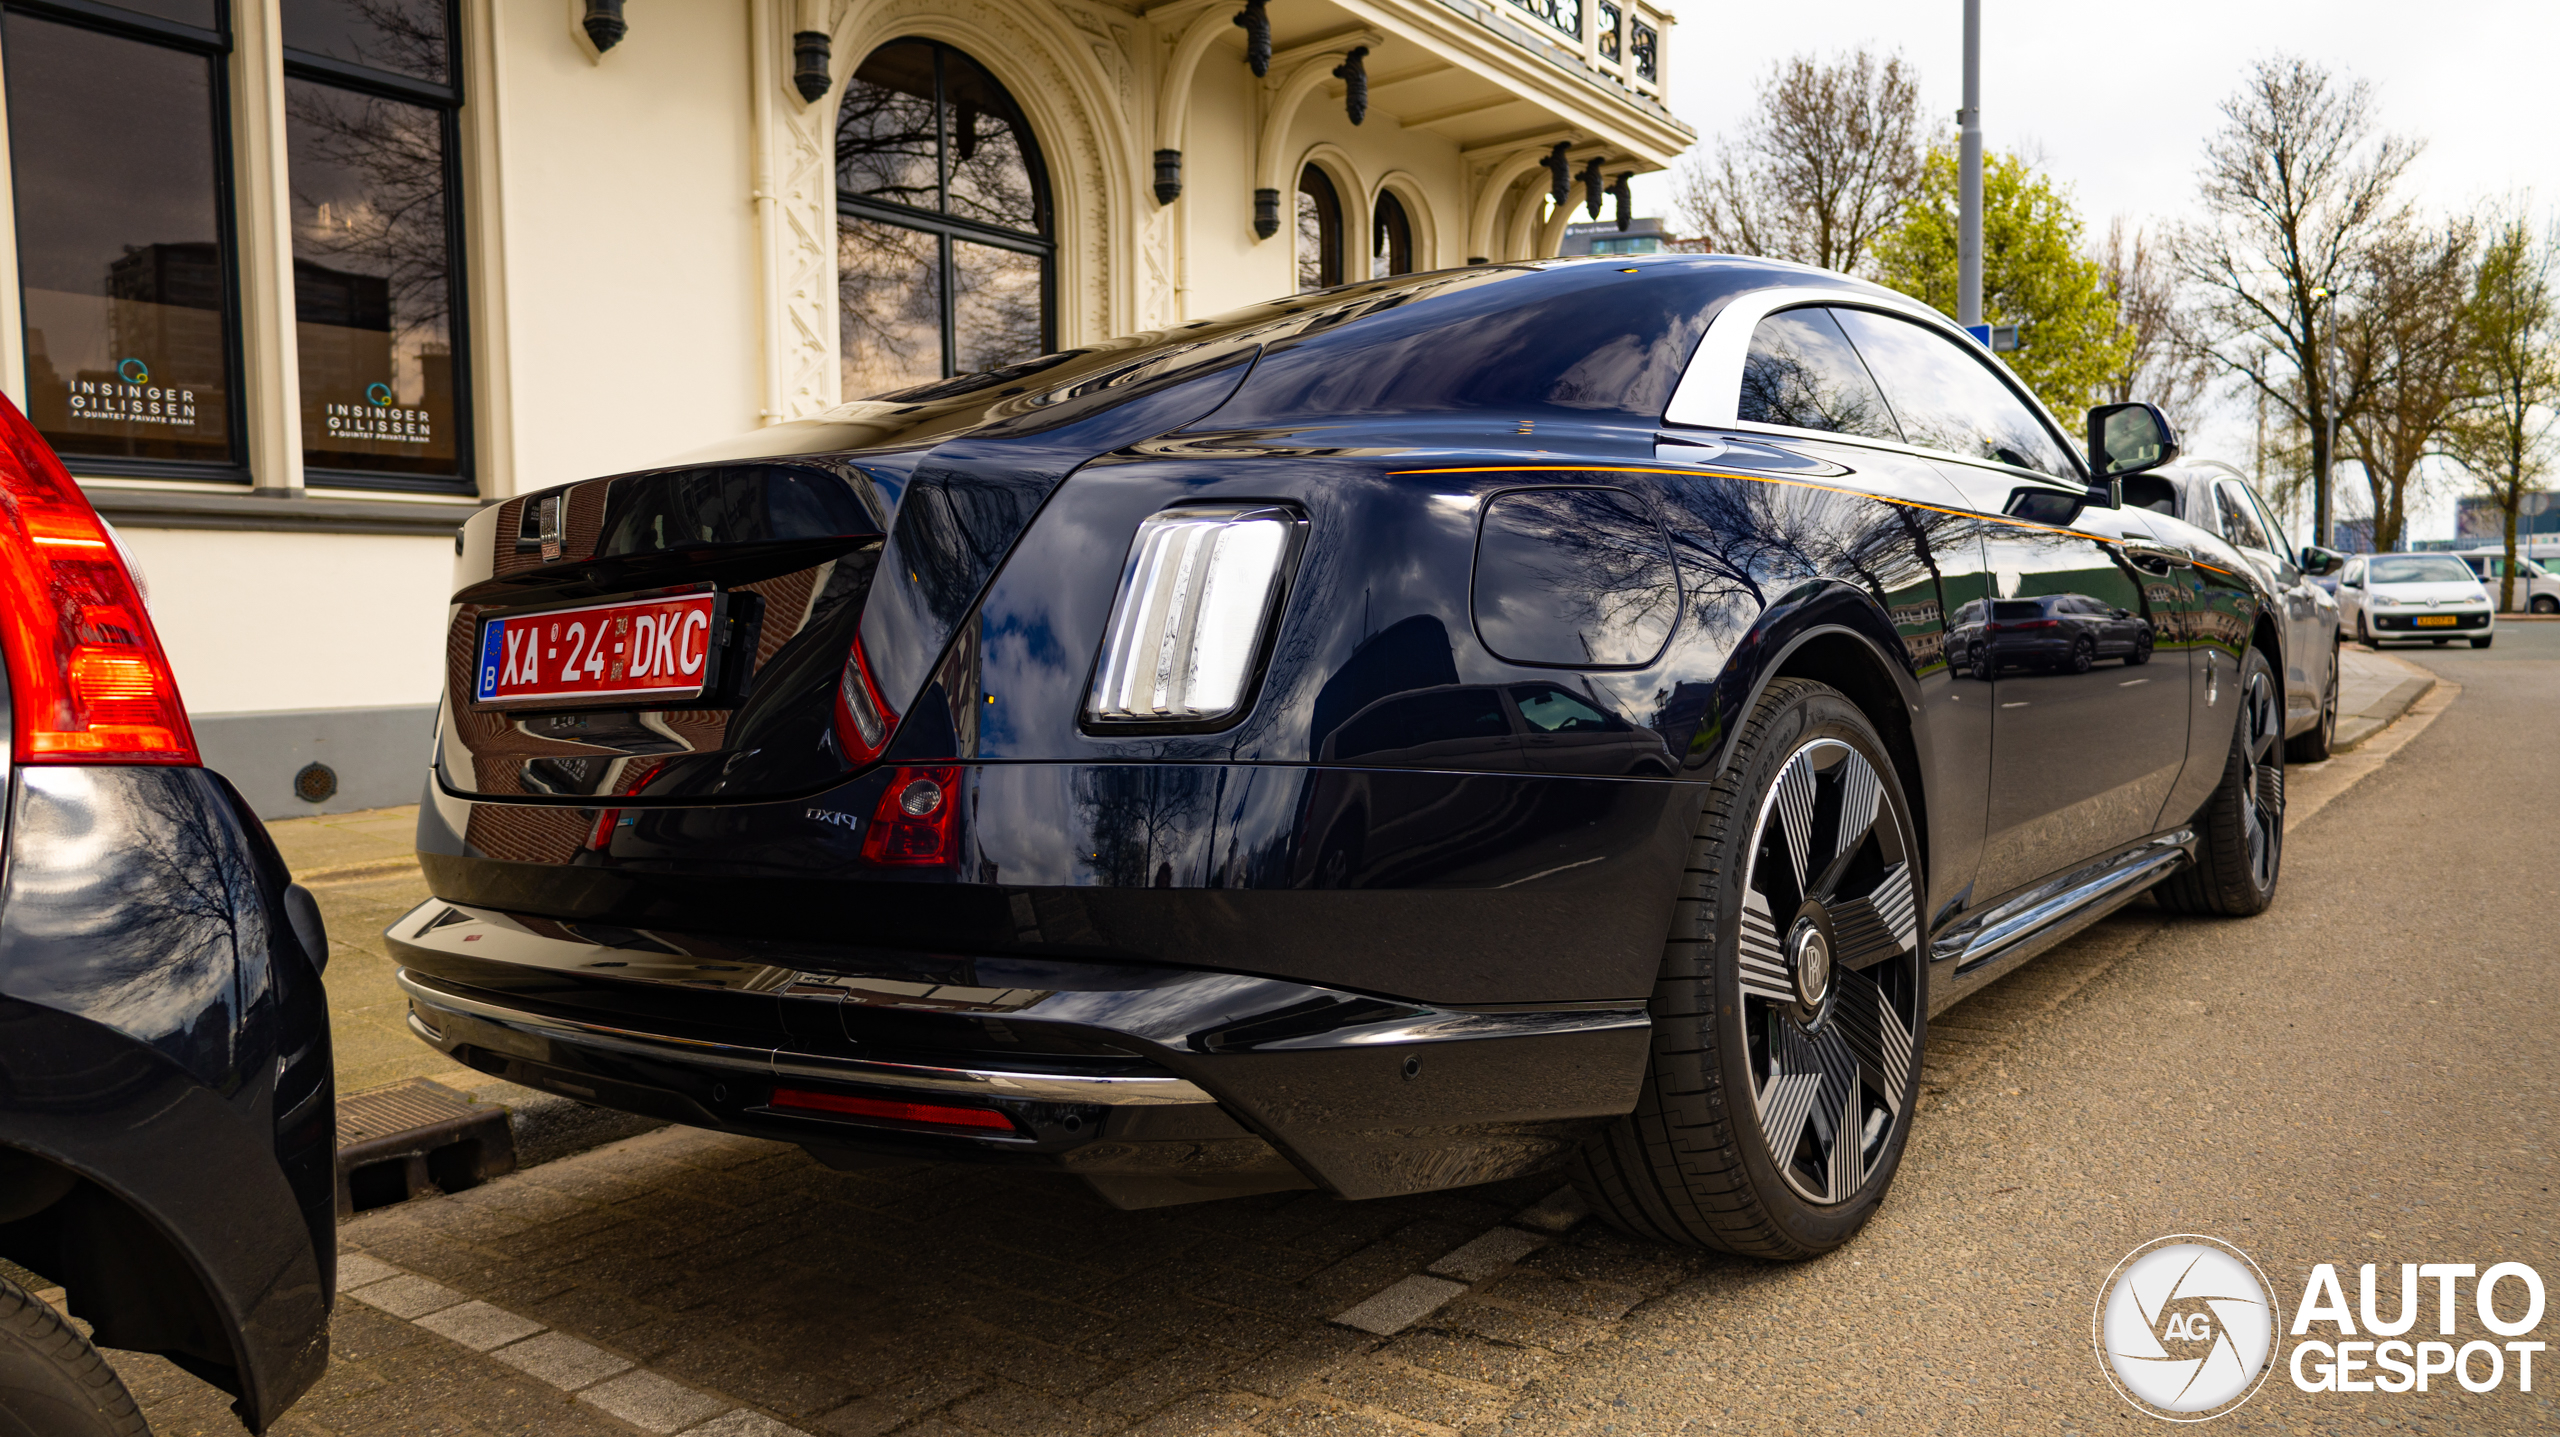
top-left (394, 970), bottom-right (1220, 1107)
top-left (1661, 284), bottom-right (2089, 484)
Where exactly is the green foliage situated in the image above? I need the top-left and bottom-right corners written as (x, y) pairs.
top-left (1871, 147), bottom-right (2137, 420)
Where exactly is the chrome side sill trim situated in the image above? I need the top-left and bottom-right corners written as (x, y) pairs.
top-left (1934, 830), bottom-right (2195, 975)
top-left (395, 970), bottom-right (1218, 1107)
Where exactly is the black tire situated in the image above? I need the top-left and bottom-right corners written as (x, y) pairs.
top-left (2127, 631), bottom-right (2154, 666)
top-left (2470, 635), bottom-right (2493, 649)
top-left (1970, 647), bottom-right (1994, 682)
top-left (2355, 610), bottom-right (2374, 647)
top-left (2156, 647), bottom-right (2284, 917)
top-left (2065, 637), bottom-right (2094, 674)
top-left (2431, 638), bottom-right (2449, 647)
top-left (2534, 596), bottom-right (2558, 615)
top-left (2284, 639), bottom-right (2339, 763)
top-left (1571, 678), bottom-right (1925, 1257)
top-left (0, 1275), bottom-right (148, 1437)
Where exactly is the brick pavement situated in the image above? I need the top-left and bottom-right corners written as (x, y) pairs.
top-left (110, 900), bottom-right (2196, 1437)
top-left (135, 695), bottom-right (2437, 1437)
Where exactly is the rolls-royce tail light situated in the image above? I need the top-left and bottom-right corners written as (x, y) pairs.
top-left (1086, 505), bottom-right (1300, 725)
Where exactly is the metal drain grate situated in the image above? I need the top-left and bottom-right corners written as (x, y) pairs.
top-left (335, 1077), bottom-right (516, 1220)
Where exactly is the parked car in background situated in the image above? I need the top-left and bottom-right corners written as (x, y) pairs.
top-left (2453, 549), bottom-right (2560, 613)
top-left (2118, 458), bottom-right (2345, 760)
top-left (1946, 593), bottom-right (2154, 678)
top-left (2337, 554), bottom-right (2497, 650)
top-left (391, 258), bottom-right (2312, 1261)
top-left (0, 399), bottom-right (335, 1435)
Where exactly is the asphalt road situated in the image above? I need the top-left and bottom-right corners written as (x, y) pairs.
top-left (110, 626), bottom-right (2559, 1436)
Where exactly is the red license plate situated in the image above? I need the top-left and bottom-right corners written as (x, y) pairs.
top-left (474, 591), bottom-right (721, 708)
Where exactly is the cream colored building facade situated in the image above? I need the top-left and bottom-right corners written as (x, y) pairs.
top-left (0, 0), bottom-right (1685, 815)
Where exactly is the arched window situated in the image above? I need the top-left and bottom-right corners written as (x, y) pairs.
top-left (1295, 165), bottom-right (1342, 293)
top-left (1371, 191), bottom-right (1414, 278)
top-left (836, 39), bottom-right (1053, 397)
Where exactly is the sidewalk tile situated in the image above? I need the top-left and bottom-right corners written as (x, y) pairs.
top-left (1330, 1275), bottom-right (1466, 1336)
top-left (491, 1330), bottom-right (636, 1390)
top-left (1425, 1227), bottom-right (1547, 1282)
top-left (337, 1252), bottom-right (403, 1290)
top-left (345, 1274), bottom-right (467, 1319)
top-left (579, 1368), bottom-right (730, 1433)
top-left (686, 1412), bottom-right (817, 1437)
top-left (414, 1299), bottom-right (546, 1352)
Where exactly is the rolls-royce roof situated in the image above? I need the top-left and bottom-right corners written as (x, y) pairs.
top-left (677, 256), bottom-right (1906, 464)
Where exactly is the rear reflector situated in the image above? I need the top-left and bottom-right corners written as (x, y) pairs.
top-left (861, 764), bottom-right (961, 866)
top-left (768, 1087), bottom-right (1015, 1132)
top-left (0, 395), bottom-right (196, 764)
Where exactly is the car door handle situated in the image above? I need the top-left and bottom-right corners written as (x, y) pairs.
top-left (2121, 540), bottom-right (2194, 570)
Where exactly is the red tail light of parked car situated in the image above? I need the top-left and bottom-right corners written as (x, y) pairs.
top-left (0, 395), bottom-right (196, 765)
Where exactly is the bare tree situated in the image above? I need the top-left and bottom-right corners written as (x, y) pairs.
top-left (2099, 220), bottom-right (2213, 434)
top-left (1672, 48), bottom-right (1921, 274)
top-left (2335, 218), bottom-right (2478, 553)
top-left (2448, 210), bottom-right (2560, 607)
top-left (2172, 56), bottom-right (2420, 545)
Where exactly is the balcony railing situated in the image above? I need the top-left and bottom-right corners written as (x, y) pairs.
top-left (1494, 0), bottom-right (1669, 99)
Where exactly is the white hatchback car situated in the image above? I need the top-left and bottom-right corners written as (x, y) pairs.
top-left (2338, 553), bottom-right (2497, 648)
top-left (2454, 549), bottom-right (2560, 614)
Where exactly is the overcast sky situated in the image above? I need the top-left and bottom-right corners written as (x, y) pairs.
top-left (1628, 0), bottom-right (2558, 540)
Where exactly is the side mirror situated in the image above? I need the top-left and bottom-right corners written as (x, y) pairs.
top-left (2087, 402), bottom-right (2181, 480)
top-left (2298, 545), bottom-right (2344, 577)
top-left (2004, 486), bottom-right (2086, 527)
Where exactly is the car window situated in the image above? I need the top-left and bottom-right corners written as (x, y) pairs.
top-left (2215, 485), bottom-right (2270, 551)
top-left (2341, 558), bottom-right (2364, 587)
top-left (1735, 308), bottom-right (1900, 441)
top-left (2528, 559), bottom-right (2552, 578)
top-left (2367, 556), bottom-right (2477, 584)
top-left (1509, 684), bottom-right (1621, 733)
top-left (1828, 308), bottom-right (2078, 481)
top-left (2239, 482), bottom-right (2293, 558)
top-left (1990, 599), bottom-right (2043, 621)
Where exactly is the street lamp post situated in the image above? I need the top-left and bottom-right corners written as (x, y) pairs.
top-left (1957, 0), bottom-right (1982, 330)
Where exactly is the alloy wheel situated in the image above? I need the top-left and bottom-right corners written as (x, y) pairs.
top-left (1734, 739), bottom-right (1921, 1205)
top-left (2237, 668), bottom-right (2284, 892)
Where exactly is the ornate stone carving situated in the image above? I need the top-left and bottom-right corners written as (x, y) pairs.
top-left (758, 0), bottom-right (1137, 421)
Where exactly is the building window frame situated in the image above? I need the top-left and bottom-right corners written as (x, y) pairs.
top-left (834, 38), bottom-right (1056, 386)
top-left (281, 1), bottom-right (474, 495)
top-left (1295, 163), bottom-right (1342, 293)
top-left (1370, 188), bottom-right (1413, 279)
top-left (2, 0), bottom-right (254, 484)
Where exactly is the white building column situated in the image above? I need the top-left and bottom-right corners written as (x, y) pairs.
top-left (228, 0), bottom-right (305, 494)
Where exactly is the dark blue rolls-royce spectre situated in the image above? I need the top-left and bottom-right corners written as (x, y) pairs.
top-left (393, 257), bottom-right (2336, 1257)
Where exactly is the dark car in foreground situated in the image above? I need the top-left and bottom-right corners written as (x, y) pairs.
top-left (394, 257), bottom-right (2313, 1257)
top-left (0, 400), bottom-right (335, 1433)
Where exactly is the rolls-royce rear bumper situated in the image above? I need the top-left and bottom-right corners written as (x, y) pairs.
top-left (389, 900), bottom-right (1650, 1207)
